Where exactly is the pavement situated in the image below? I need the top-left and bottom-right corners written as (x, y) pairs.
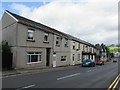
top-left (1, 64), bottom-right (80, 77)
top-left (1, 61), bottom-right (113, 77)
top-left (2, 62), bottom-right (119, 89)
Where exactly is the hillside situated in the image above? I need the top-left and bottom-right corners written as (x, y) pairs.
top-left (108, 46), bottom-right (120, 52)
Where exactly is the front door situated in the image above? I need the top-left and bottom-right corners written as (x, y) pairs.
top-left (46, 48), bottom-right (51, 66)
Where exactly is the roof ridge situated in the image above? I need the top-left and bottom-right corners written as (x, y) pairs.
top-left (5, 10), bottom-right (94, 46)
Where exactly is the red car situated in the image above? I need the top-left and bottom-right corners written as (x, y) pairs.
top-left (96, 61), bottom-right (104, 65)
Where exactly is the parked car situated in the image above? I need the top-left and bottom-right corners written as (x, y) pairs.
top-left (112, 59), bottom-right (117, 62)
top-left (82, 59), bottom-right (95, 67)
top-left (96, 61), bottom-right (104, 65)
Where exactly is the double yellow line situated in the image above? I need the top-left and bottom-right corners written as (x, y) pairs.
top-left (107, 74), bottom-right (120, 90)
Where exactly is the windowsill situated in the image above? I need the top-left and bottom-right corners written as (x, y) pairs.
top-left (61, 60), bottom-right (67, 62)
top-left (56, 45), bottom-right (60, 47)
top-left (43, 41), bottom-right (49, 43)
top-left (27, 61), bottom-right (42, 64)
top-left (27, 39), bottom-right (35, 42)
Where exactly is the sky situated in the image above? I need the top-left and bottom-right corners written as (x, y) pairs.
top-left (1, 0), bottom-right (119, 46)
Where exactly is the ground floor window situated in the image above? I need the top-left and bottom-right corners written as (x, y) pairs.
top-left (61, 56), bottom-right (67, 61)
top-left (27, 52), bottom-right (41, 64)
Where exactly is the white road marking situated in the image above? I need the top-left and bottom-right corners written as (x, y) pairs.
top-left (87, 70), bottom-right (91, 72)
top-left (16, 84), bottom-right (35, 90)
top-left (57, 73), bottom-right (80, 80)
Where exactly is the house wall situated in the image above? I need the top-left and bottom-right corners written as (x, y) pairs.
top-left (2, 12), bottom-right (54, 69)
top-left (2, 12), bottom-right (17, 46)
top-left (11, 47), bottom-right (47, 69)
top-left (2, 12), bottom-right (17, 29)
top-left (53, 34), bottom-right (70, 66)
top-left (17, 23), bottom-right (53, 48)
top-left (70, 40), bottom-right (82, 65)
top-left (14, 23), bottom-right (54, 69)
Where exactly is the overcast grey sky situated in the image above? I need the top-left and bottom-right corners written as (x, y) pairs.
top-left (1, 0), bottom-right (118, 45)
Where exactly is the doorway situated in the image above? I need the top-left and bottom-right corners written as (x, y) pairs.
top-left (46, 48), bottom-right (51, 66)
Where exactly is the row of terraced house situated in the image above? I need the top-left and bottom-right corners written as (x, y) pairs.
top-left (1, 10), bottom-right (107, 69)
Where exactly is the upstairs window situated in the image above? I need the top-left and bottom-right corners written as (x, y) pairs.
top-left (65, 39), bottom-right (68, 47)
top-left (28, 29), bottom-right (34, 40)
top-left (78, 43), bottom-right (80, 50)
top-left (73, 42), bottom-right (75, 50)
top-left (44, 33), bottom-right (49, 42)
top-left (90, 48), bottom-right (92, 52)
top-left (56, 36), bottom-right (60, 46)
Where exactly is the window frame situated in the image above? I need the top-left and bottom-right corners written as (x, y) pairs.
top-left (61, 56), bottom-right (67, 61)
top-left (27, 29), bottom-right (35, 41)
top-left (64, 39), bottom-right (68, 47)
top-left (27, 52), bottom-right (42, 64)
top-left (73, 42), bottom-right (75, 50)
top-left (56, 36), bottom-right (60, 46)
top-left (44, 32), bottom-right (49, 42)
top-left (78, 54), bottom-right (80, 61)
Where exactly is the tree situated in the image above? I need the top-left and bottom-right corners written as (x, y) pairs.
top-left (2, 40), bottom-right (11, 53)
top-left (106, 47), bottom-right (111, 59)
top-left (110, 53), bottom-right (114, 58)
top-left (95, 44), bottom-right (100, 46)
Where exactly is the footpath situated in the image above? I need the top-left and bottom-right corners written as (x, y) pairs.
top-left (1, 61), bottom-right (113, 77)
top-left (1, 65), bottom-right (80, 77)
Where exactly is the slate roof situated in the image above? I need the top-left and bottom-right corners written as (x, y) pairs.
top-left (5, 10), bottom-right (95, 47)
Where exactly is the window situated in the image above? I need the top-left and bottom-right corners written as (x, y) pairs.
top-left (56, 36), bottom-right (60, 46)
top-left (44, 33), bottom-right (49, 42)
top-left (65, 39), bottom-right (68, 47)
top-left (83, 45), bottom-right (85, 51)
top-left (86, 46), bottom-right (88, 52)
top-left (78, 43), bottom-right (80, 50)
top-left (61, 56), bottom-right (67, 61)
top-left (28, 29), bottom-right (34, 40)
top-left (78, 54), bottom-right (80, 61)
top-left (90, 48), bottom-right (92, 52)
top-left (73, 42), bottom-right (75, 50)
top-left (27, 52), bottom-right (41, 64)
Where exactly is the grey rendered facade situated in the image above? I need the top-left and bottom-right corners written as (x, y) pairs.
top-left (2, 10), bottom-right (102, 69)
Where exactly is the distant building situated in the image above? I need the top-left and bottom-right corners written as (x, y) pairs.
top-left (113, 51), bottom-right (120, 57)
top-left (95, 44), bottom-right (108, 61)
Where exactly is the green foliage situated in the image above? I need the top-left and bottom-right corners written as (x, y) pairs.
top-left (109, 53), bottom-right (114, 58)
top-left (108, 46), bottom-right (120, 53)
top-left (1, 40), bottom-right (11, 53)
top-left (95, 44), bottom-right (100, 46)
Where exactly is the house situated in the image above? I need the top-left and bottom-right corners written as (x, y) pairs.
top-left (68, 35), bottom-right (82, 65)
top-left (113, 51), bottom-right (120, 58)
top-left (2, 10), bottom-right (55, 69)
top-left (68, 35), bottom-right (97, 66)
top-left (52, 31), bottom-right (70, 67)
top-left (95, 44), bottom-right (108, 61)
top-left (2, 10), bottom-right (100, 69)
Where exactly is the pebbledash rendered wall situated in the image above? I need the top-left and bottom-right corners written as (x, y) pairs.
top-left (53, 34), bottom-right (70, 67)
top-left (2, 12), bottom-right (53, 69)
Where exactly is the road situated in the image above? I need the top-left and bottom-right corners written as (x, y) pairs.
top-left (2, 62), bottom-right (119, 89)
